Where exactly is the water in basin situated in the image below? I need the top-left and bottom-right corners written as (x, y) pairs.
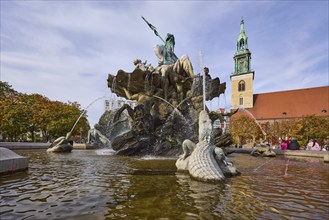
top-left (1, 150), bottom-right (328, 219)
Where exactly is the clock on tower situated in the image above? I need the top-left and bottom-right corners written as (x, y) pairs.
top-left (238, 58), bottom-right (248, 73)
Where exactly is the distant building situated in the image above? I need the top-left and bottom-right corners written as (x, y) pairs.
top-left (230, 18), bottom-right (329, 122)
top-left (104, 99), bottom-right (111, 111)
top-left (104, 98), bottom-right (136, 111)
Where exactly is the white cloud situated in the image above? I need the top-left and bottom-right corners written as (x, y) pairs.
top-left (1, 1), bottom-right (328, 125)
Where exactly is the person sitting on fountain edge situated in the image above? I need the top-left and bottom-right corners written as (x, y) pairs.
top-left (287, 137), bottom-right (301, 150)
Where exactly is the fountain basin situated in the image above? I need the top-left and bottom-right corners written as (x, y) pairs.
top-left (0, 149), bottom-right (328, 219)
top-left (0, 147), bottom-right (29, 175)
top-left (227, 147), bottom-right (329, 162)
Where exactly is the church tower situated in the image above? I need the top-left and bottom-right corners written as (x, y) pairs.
top-left (231, 18), bottom-right (255, 109)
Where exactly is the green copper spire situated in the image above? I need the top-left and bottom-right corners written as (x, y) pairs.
top-left (236, 17), bottom-right (248, 52)
top-left (232, 17), bottom-right (254, 77)
top-left (240, 16), bottom-right (245, 33)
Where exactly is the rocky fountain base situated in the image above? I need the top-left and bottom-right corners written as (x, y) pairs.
top-left (102, 56), bottom-right (228, 155)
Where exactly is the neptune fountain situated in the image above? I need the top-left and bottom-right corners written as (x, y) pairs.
top-left (101, 17), bottom-right (239, 181)
top-left (47, 17), bottom-right (239, 181)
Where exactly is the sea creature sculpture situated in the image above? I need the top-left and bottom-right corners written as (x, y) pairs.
top-left (176, 110), bottom-right (239, 182)
top-left (251, 144), bottom-right (276, 157)
top-left (47, 132), bottom-right (73, 153)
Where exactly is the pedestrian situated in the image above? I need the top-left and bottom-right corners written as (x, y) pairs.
top-left (281, 140), bottom-right (288, 150)
top-left (288, 137), bottom-right (300, 150)
top-left (307, 139), bottom-right (320, 151)
top-left (285, 136), bottom-right (292, 148)
top-left (311, 139), bottom-right (320, 150)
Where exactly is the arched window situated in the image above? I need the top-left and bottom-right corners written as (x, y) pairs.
top-left (239, 39), bottom-right (245, 49)
top-left (239, 97), bottom-right (243, 105)
top-left (238, 80), bottom-right (245, 91)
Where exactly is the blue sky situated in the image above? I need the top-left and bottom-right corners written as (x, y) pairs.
top-left (1, 1), bottom-right (328, 126)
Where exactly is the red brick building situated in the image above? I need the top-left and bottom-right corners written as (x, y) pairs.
top-left (233, 86), bottom-right (329, 122)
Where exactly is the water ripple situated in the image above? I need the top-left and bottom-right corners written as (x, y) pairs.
top-left (0, 150), bottom-right (328, 219)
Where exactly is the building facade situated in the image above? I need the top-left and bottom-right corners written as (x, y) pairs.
top-left (104, 98), bottom-right (136, 112)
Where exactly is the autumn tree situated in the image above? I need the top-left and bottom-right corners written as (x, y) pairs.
top-left (0, 95), bottom-right (23, 141)
top-left (260, 121), bottom-right (278, 144)
top-left (230, 115), bottom-right (328, 147)
top-left (46, 101), bottom-right (89, 141)
top-left (230, 115), bottom-right (263, 145)
top-left (298, 115), bottom-right (329, 146)
top-left (0, 82), bottom-right (90, 142)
